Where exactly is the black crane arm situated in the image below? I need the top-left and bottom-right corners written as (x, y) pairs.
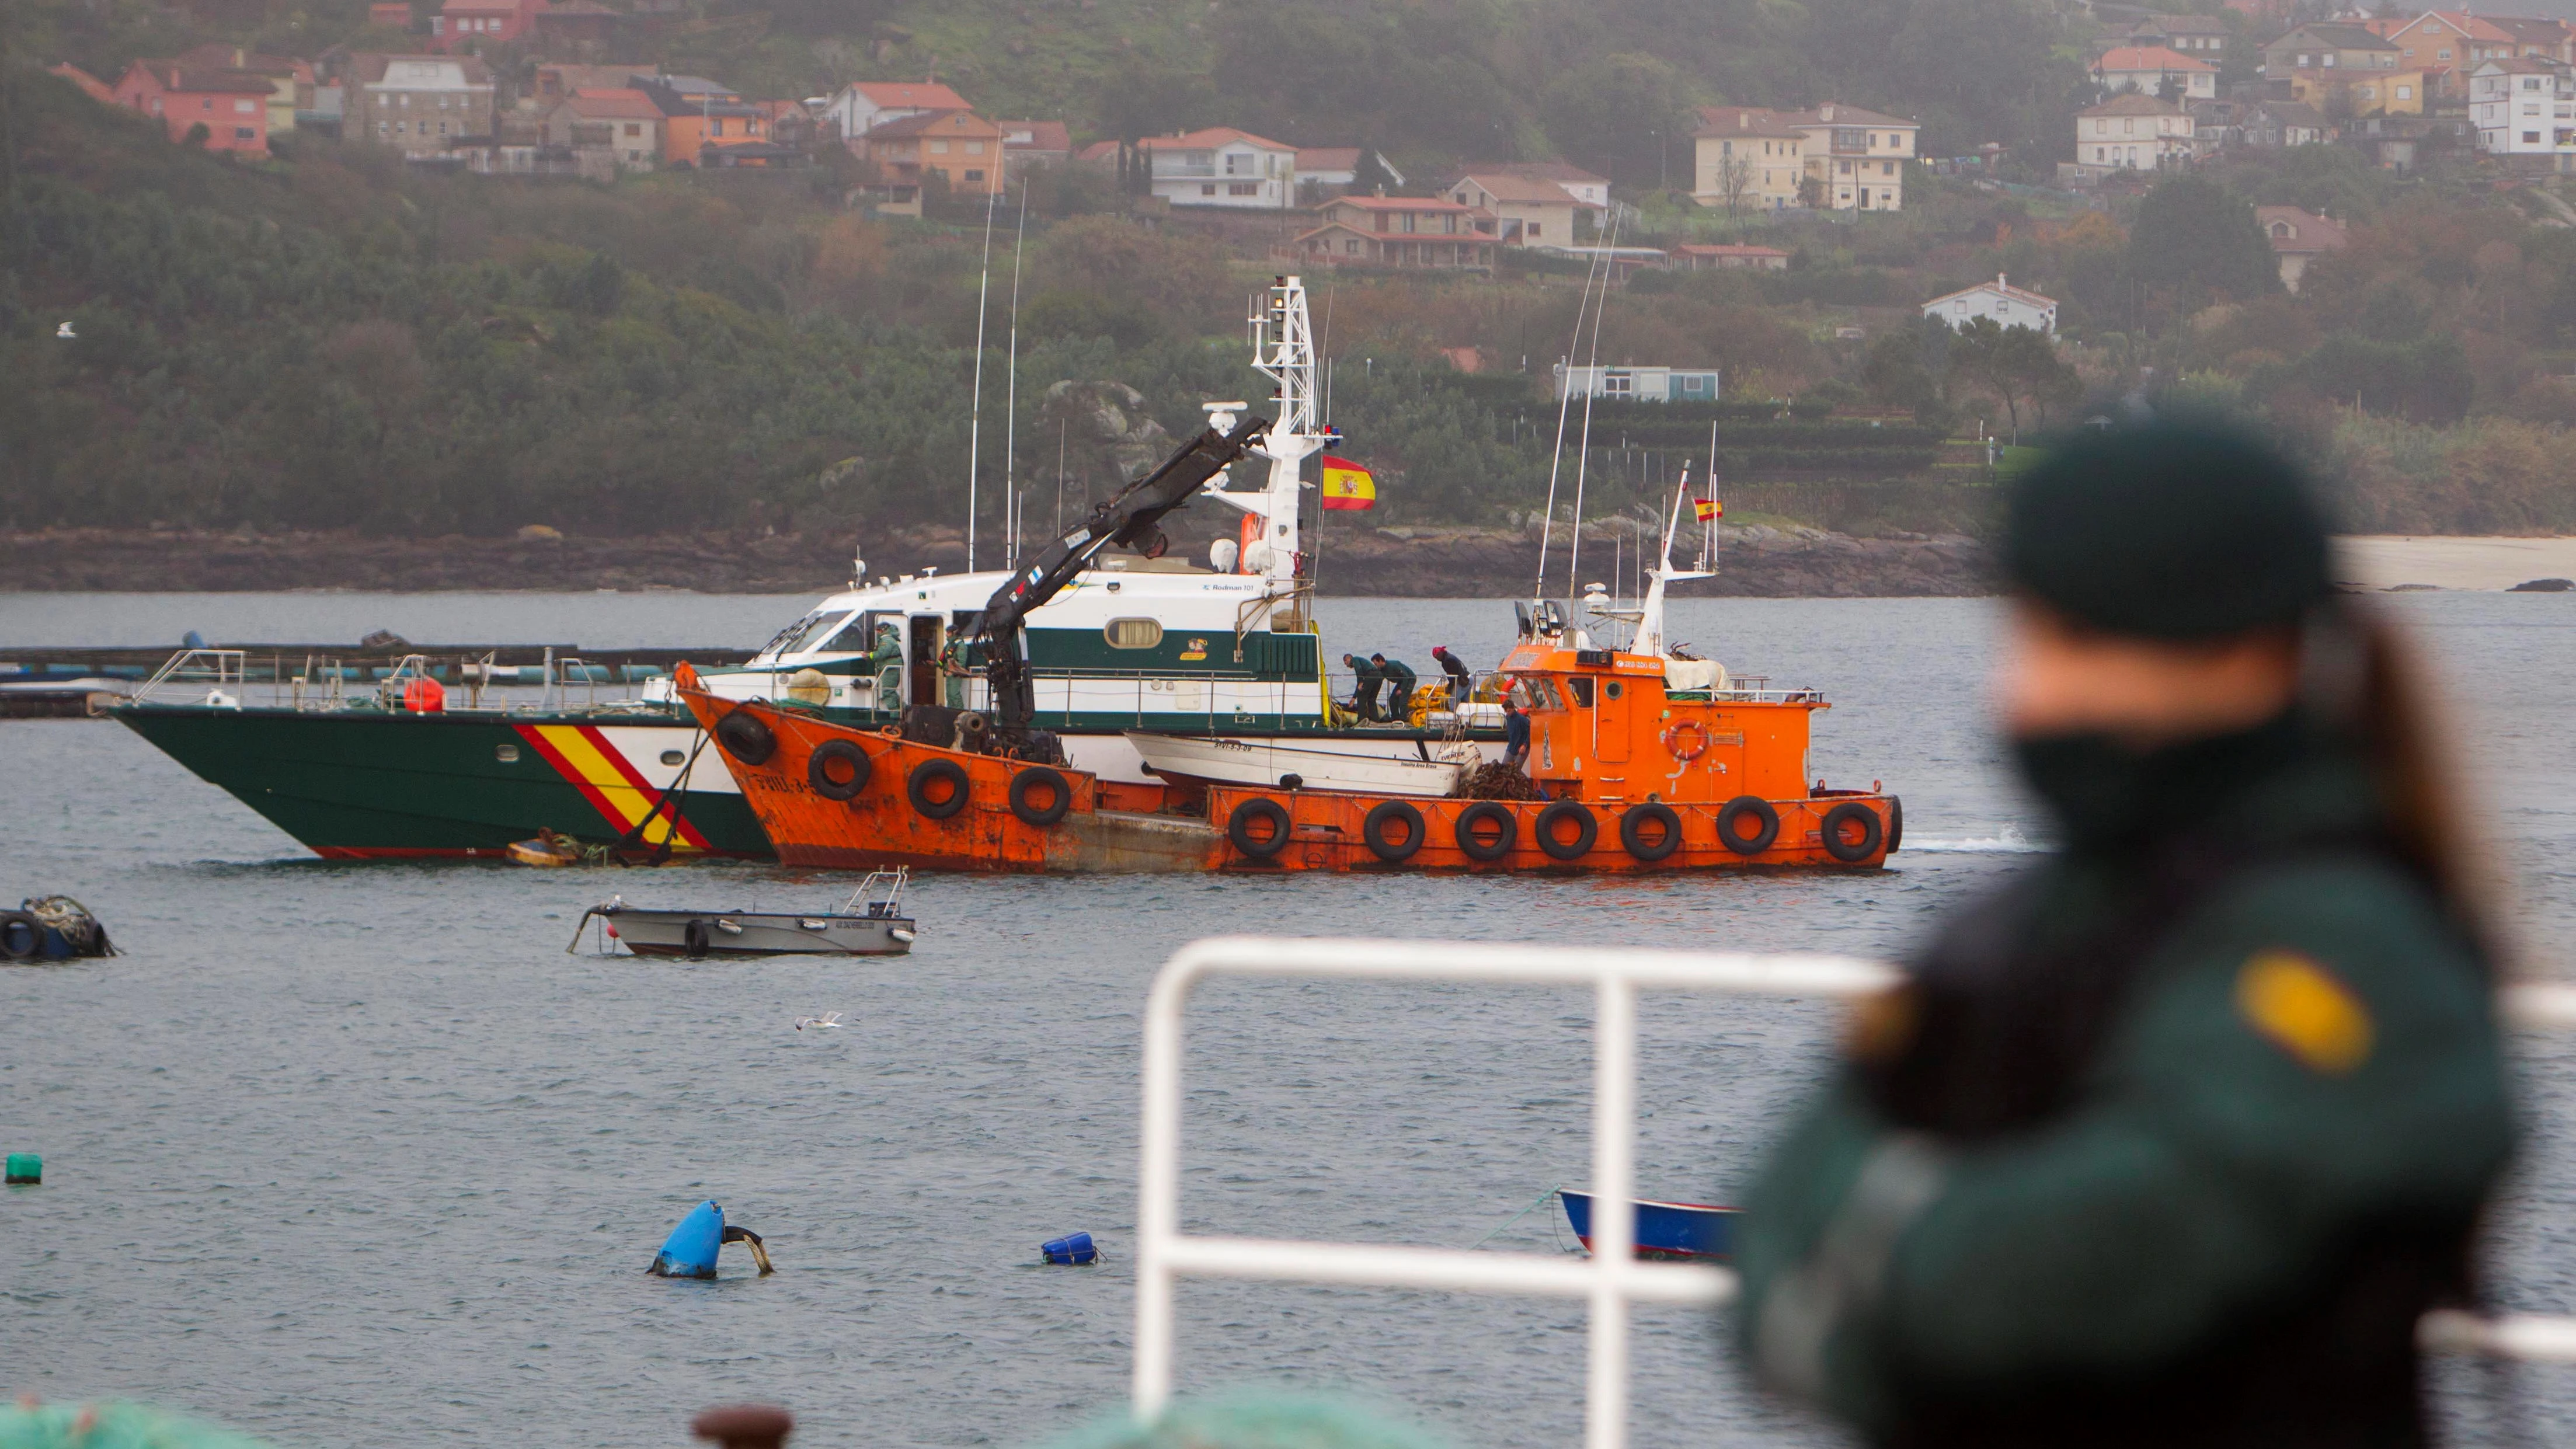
top-left (957, 412), bottom-right (1270, 732)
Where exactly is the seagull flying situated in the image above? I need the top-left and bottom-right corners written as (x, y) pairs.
top-left (793, 1012), bottom-right (845, 1031)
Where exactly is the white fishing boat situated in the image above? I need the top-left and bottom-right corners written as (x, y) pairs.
top-left (1125, 730), bottom-right (1488, 797)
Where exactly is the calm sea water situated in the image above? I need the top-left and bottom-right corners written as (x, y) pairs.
top-left (3, 593), bottom-right (2572, 1448)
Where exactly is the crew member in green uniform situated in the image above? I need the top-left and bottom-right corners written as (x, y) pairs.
top-left (868, 621), bottom-right (904, 709)
top-left (1733, 422), bottom-right (2515, 1447)
top-left (1343, 653), bottom-right (1388, 722)
top-left (1373, 654), bottom-right (1418, 722)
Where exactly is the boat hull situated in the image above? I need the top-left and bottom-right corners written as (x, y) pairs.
top-left (1559, 1190), bottom-right (1738, 1262)
top-left (1205, 786), bottom-right (1896, 872)
top-left (596, 907), bottom-right (914, 957)
top-left (1125, 730), bottom-right (1489, 796)
top-left (112, 705), bottom-right (771, 859)
top-left (674, 681), bottom-right (1226, 874)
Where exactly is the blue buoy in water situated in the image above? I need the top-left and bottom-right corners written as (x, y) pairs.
top-left (1040, 1232), bottom-right (1096, 1265)
top-left (650, 1200), bottom-right (775, 1278)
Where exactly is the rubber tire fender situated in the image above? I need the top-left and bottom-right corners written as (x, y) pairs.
top-left (715, 709), bottom-right (777, 767)
top-left (0, 911), bottom-right (41, 962)
top-left (1618, 802), bottom-right (1683, 863)
top-left (906, 758), bottom-right (972, 820)
top-left (1453, 801), bottom-right (1517, 862)
top-left (1362, 800), bottom-right (1426, 863)
top-left (1887, 796), bottom-right (1905, 854)
top-left (683, 919), bottom-right (711, 960)
top-left (807, 739), bottom-right (872, 801)
top-left (1820, 800), bottom-right (1885, 864)
top-left (1534, 799), bottom-right (1597, 862)
top-left (1227, 797), bottom-right (1292, 859)
top-left (1008, 766), bottom-right (1074, 827)
top-left (1716, 795), bottom-right (1780, 856)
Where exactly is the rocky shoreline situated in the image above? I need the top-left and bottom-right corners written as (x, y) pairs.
top-left (1, 523), bottom-right (1994, 598)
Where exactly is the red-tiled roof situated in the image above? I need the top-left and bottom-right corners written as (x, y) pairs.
top-left (1325, 194), bottom-right (1482, 213)
top-left (1297, 145), bottom-right (1362, 170)
top-left (2095, 45), bottom-right (2217, 72)
top-left (1694, 106), bottom-right (1805, 138)
top-left (2255, 205), bottom-right (2350, 255)
top-left (864, 109), bottom-right (998, 138)
top-left (1672, 243), bottom-right (1790, 257)
top-left (132, 60), bottom-right (280, 94)
top-left (1136, 126), bottom-right (1292, 153)
top-left (846, 80), bottom-right (970, 112)
top-left (562, 86), bottom-right (660, 119)
top-left (1452, 171), bottom-right (1603, 205)
top-left (998, 119), bottom-right (1070, 152)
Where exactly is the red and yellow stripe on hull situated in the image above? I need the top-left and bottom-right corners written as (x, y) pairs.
top-left (513, 723), bottom-right (715, 852)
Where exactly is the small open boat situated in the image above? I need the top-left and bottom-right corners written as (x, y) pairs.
top-left (1559, 1189), bottom-right (1737, 1262)
top-left (568, 868), bottom-right (917, 959)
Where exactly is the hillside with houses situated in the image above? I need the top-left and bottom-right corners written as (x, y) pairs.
top-left (5, 0), bottom-right (2576, 582)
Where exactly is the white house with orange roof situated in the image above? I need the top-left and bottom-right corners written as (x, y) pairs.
top-left (1136, 127), bottom-right (1297, 208)
top-left (820, 79), bottom-right (969, 148)
top-left (1924, 274), bottom-right (2059, 334)
top-left (2093, 45), bottom-right (2218, 100)
top-left (1446, 170), bottom-right (1600, 245)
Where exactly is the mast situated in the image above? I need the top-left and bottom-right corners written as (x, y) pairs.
top-left (1002, 178), bottom-right (1029, 569)
top-left (1633, 465), bottom-right (1713, 660)
top-left (1207, 276), bottom-right (1324, 597)
top-left (965, 187), bottom-right (998, 573)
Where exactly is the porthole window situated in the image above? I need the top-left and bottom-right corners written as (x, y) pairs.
top-left (1605, 681), bottom-right (1624, 700)
top-left (1105, 618), bottom-right (1164, 650)
top-left (495, 743), bottom-right (521, 763)
top-left (661, 750), bottom-right (686, 767)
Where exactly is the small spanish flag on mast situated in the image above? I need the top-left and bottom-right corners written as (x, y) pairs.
top-left (1694, 497), bottom-right (1721, 521)
top-left (1320, 455), bottom-right (1377, 511)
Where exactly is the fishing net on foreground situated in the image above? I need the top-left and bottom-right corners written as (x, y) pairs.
top-left (1451, 762), bottom-right (1545, 800)
top-left (1042, 1394), bottom-right (1449, 1449)
top-left (0, 1401), bottom-right (276, 1449)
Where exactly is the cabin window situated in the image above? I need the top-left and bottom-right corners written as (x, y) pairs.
top-left (1604, 680), bottom-right (1624, 700)
top-left (1105, 618), bottom-right (1165, 649)
top-left (782, 611), bottom-right (852, 655)
top-left (1566, 677), bottom-right (1596, 708)
top-left (495, 743), bottom-right (521, 763)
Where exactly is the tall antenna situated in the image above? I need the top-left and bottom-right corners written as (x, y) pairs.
top-left (1002, 176), bottom-right (1030, 569)
top-left (1565, 209), bottom-right (1621, 608)
top-left (1535, 230), bottom-right (1610, 598)
top-left (966, 184), bottom-right (999, 572)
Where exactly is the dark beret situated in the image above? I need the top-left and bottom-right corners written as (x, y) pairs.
top-left (2003, 421), bottom-right (2334, 639)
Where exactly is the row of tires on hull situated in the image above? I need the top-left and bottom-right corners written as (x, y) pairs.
top-left (718, 708), bottom-right (1076, 830)
top-left (1226, 794), bottom-right (1894, 866)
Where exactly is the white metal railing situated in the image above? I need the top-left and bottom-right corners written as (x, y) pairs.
top-left (1133, 936), bottom-right (2576, 1449)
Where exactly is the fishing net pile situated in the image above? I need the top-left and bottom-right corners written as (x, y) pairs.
top-left (1043, 1394), bottom-right (1447, 1449)
top-left (1450, 762), bottom-right (1545, 800)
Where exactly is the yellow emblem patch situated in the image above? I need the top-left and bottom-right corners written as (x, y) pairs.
top-left (2234, 950), bottom-right (2375, 1075)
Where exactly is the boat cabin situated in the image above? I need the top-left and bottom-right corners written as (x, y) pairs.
top-left (1499, 641), bottom-right (1823, 806)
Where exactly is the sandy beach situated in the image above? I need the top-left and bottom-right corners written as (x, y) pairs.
top-left (2335, 535), bottom-right (2576, 591)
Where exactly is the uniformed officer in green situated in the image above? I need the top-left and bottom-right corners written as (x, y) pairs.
top-left (1343, 653), bottom-right (1388, 722)
top-left (868, 621), bottom-right (903, 708)
top-left (1734, 422), bottom-right (2515, 1447)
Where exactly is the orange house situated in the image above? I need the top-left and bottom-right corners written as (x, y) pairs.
top-left (635, 75), bottom-right (765, 166)
top-left (861, 110), bottom-right (1007, 196)
top-left (112, 58), bottom-right (275, 151)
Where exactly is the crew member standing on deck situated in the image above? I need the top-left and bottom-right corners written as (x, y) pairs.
top-left (1342, 653), bottom-right (1387, 723)
top-left (1432, 645), bottom-right (1475, 702)
top-left (868, 621), bottom-right (904, 708)
top-left (1733, 422), bottom-right (2515, 1449)
top-left (1373, 653), bottom-right (1419, 723)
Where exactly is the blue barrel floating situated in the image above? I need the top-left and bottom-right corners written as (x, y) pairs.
top-left (652, 1200), bottom-right (727, 1279)
top-left (1040, 1232), bottom-right (1097, 1265)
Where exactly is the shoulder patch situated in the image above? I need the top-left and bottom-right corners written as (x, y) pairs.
top-left (2234, 950), bottom-right (2374, 1075)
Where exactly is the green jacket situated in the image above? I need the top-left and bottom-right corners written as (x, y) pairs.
top-left (868, 633), bottom-right (903, 671)
top-left (1735, 739), bottom-right (2513, 1447)
top-left (1378, 659), bottom-right (1418, 697)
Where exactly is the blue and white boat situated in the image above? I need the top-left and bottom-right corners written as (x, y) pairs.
top-left (1559, 1189), bottom-right (1738, 1262)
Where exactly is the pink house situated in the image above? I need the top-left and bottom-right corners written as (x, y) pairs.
top-left (430, 0), bottom-right (548, 51)
top-left (112, 59), bottom-right (275, 151)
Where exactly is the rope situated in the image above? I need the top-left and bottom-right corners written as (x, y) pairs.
top-left (1464, 1183), bottom-right (1565, 1252)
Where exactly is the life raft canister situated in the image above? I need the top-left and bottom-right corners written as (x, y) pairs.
top-left (402, 677), bottom-right (445, 713)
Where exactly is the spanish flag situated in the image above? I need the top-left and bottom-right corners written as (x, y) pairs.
top-left (1320, 455), bottom-right (1376, 511)
top-left (1694, 497), bottom-right (1721, 521)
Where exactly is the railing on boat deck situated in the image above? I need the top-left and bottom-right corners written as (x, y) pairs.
top-left (1133, 936), bottom-right (2576, 1449)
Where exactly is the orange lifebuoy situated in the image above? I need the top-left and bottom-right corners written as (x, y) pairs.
top-left (1663, 719), bottom-right (1709, 761)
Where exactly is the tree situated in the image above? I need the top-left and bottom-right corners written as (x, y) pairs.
top-left (1715, 151), bottom-right (1753, 218)
top-left (2125, 173), bottom-right (2280, 309)
top-left (1948, 316), bottom-right (2078, 439)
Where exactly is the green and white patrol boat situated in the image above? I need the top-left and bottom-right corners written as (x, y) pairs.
top-left (112, 277), bottom-right (1501, 861)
